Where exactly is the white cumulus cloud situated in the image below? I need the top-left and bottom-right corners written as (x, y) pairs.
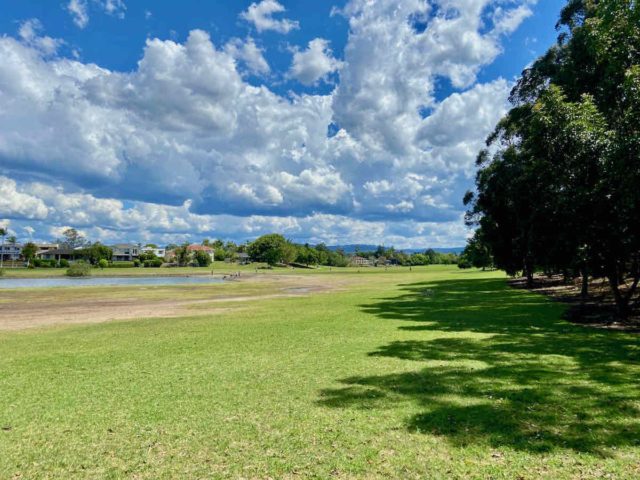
top-left (240, 0), bottom-right (299, 34)
top-left (289, 38), bottom-right (342, 85)
top-left (67, 0), bottom-right (89, 28)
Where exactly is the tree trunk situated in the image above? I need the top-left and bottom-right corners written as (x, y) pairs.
top-left (580, 267), bottom-right (589, 302)
top-left (609, 276), bottom-right (629, 320)
top-left (523, 257), bottom-right (534, 288)
top-left (608, 273), bottom-right (640, 322)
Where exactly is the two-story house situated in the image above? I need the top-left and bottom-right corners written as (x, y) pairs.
top-left (111, 244), bottom-right (140, 262)
top-left (0, 244), bottom-right (22, 262)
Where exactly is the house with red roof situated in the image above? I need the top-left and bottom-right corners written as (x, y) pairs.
top-left (187, 244), bottom-right (215, 261)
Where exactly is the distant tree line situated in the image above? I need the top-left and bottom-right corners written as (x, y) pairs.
top-left (464, 0), bottom-right (640, 319)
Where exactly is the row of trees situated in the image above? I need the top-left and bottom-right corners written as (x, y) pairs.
top-left (244, 234), bottom-right (460, 267)
top-left (354, 246), bottom-right (458, 266)
top-left (464, 0), bottom-right (640, 319)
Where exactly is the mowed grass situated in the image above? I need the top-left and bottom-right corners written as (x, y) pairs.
top-left (1, 266), bottom-right (639, 479)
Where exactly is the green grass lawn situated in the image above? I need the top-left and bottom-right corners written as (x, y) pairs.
top-left (1, 266), bottom-right (639, 479)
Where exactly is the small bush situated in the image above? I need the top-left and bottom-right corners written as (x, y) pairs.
top-left (109, 261), bottom-right (135, 268)
top-left (133, 259), bottom-right (141, 267)
top-left (34, 259), bottom-right (56, 268)
top-left (66, 262), bottom-right (92, 277)
top-left (0, 268), bottom-right (4, 277)
top-left (144, 259), bottom-right (163, 268)
top-left (98, 259), bottom-right (109, 269)
top-left (457, 257), bottom-right (472, 269)
top-left (59, 259), bottom-right (69, 268)
top-left (27, 263), bottom-right (35, 269)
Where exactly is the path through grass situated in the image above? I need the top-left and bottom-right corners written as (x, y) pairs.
top-left (1, 266), bottom-right (639, 478)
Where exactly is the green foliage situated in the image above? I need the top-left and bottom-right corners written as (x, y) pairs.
top-left (144, 258), bottom-right (164, 268)
top-left (33, 259), bottom-right (57, 268)
top-left (138, 252), bottom-right (157, 262)
top-left (60, 228), bottom-right (86, 249)
top-left (409, 253), bottom-right (429, 266)
top-left (194, 250), bottom-right (213, 267)
top-left (98, 259), bottom-right (109, 269)
top-left (133, 259), bottom-right (141, 267)
top-left (65, 262), bottom-right (92, 277)
top-left (213, 248), bottom-right (226, 261)
top-left (173, 244), bottom-right (191, 267)
top-left (466, 0), bottom-right (640, 316)
top-left (248, 234), bottom-right (288, 266)
top-left (461, 230), bottom-right (493, 270)
top-left (0, 268), bottom-right (4, 276)
top-left (80, 243), bottom-right (113, 265)
top-left (280, 241), bottom-right (298, 265)
top-left (21, 242), bottom-right (38, 261)
top-left (109, 261), bottom-right (136, 268)
top-left (296, 245), bottom-right (320, 266)
top-left (59, 259), bottom-right (69, 268)
top-left (457, 255), bottom-right (473, 269)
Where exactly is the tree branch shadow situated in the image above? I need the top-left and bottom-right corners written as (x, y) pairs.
top-left (319, 278), bottom-right (640, 455)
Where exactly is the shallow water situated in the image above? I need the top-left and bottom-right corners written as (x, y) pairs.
top-left (0, 276), bottom-right (224, 289)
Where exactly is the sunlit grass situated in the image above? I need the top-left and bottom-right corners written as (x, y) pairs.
top-left (1, 266), bottom-right (639, 479)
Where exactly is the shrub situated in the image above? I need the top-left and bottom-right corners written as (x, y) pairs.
top-left (0, 268), bottom-right (4, 277)
top-left (34, 259), bottom-right (57, 268)
top-left (98, 259), bottom-right (109, 269)
top-left (59, 259), bottom-right (69, 268)
top-left (194, 250), bottom-right (213, 267)
top-left (109, 261), bottom-right (135, 268)
top-left (66, 262), bottom-right (92, 277)
top-left (133, 259), bottom-right (141, 267)
top-left (457, 256), bottom-right (472, 269)
top-left (144, 259), bottom-right (163, 268)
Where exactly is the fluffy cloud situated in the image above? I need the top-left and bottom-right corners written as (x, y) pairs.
top-left (289, 39), bottom-right (342, 85)
top-left (65, 0), bottom-right (126, 28)
top-left (225, 37), bottom-right (270, 75)
top-left (101, 0), bottom-right (126, 19)
top-left (0, 0), bottom-right (537, 247)
top-left (0, 177), bottom-right (49, 220)
top-left (0, 176), bottom-right (471, 248)
top-left (18, 19), bottom-right (63, 56)
top-left (66, 0), bottom-right (89, 28)
top-left (240, 0), bottom-right (299, 34)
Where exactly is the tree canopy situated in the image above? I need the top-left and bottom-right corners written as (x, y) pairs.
top-left (465, 0), bottom-right (640, 319)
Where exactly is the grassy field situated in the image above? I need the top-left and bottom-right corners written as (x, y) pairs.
top-left (1, 266), bottom-right (639, 479)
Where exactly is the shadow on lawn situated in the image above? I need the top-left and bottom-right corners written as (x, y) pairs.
top-left (319, 278), bottom-right (640, 454)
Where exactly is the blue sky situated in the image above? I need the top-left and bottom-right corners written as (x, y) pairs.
top-left (0, 0), bottom-right (562, 248)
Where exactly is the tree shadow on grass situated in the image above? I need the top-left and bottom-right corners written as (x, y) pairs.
top-left (319, 278), bottom-right (640, 454)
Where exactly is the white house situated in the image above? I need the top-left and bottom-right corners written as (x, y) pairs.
top-left (0, 244), bottom-right (22, 262)
top-left (142, 247), bottom-right (166, 258)
top-left (350, 256), bottom-right (372, 266)
top-left (111, 244), bottom-right (140, 262)
top-left (187, 244), bottom-right (215, 260)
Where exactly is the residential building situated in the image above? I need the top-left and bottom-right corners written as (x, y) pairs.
top-left (37, 248), bottom-right (82, 262)
top-left (0, 244), bottom-right (22, 262)
top-left (34, 243), bottom-right (59, 258)
top-left (350, 256), bottom-right (372, 266)
top-left (237, 252), bottom-right (250, 264)
top-left (187, 244), bottom-right (215, 260)
top-left (111, 244), bottom-right (140, 262)
top-left (141, 247), bottom-right (166, 259)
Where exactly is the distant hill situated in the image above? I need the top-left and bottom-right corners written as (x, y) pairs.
top-left (326, 244), bottom-right (464, 255)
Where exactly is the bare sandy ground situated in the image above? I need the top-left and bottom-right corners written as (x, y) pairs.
top-left (0, 273), bottom-right (346, 332)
